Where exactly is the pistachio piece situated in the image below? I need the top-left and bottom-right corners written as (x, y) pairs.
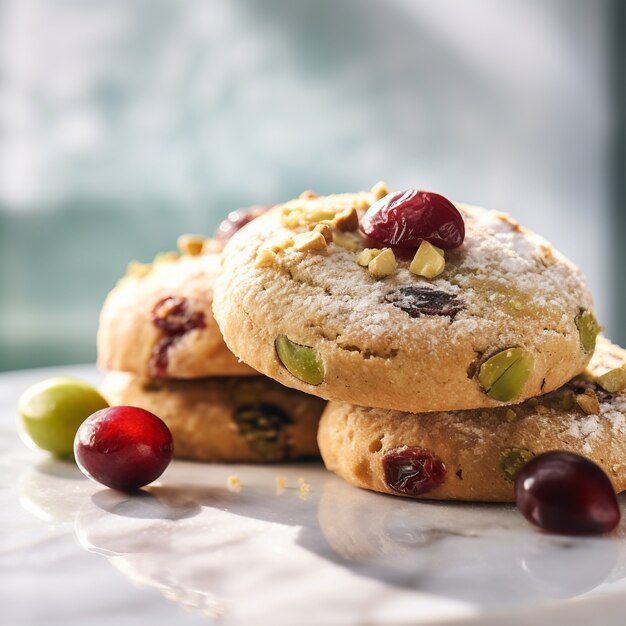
top-left (576, 389), bottom-right (601, 415)
top-left (234, 403), bottom-right (293, 460)
top-left (596, 365), bottom-right (626, 393)
top-left (367, 248), bottom-right (397, 279)
top-left (409, 241), bottom-right (446, 278)
top-left (500, 448), bottom-right (535, 483)
top-left (275, 335), bottom-right (325, 385)
top-left (293, 230), bottom-right (328, 252)
top-left (177, 234), bottom-right (205, 256)
top-left (478, 347), bottom-right (534, 402)
top-left (153, 251), bottom-right (179, 265)
top-left (333, 232), bottom-right (360, 251)
top-left (311, 223), bottom-right (333, 243)
top-left (371, 181), bottom-right (390, 200)
top-left (334, 207), bottom-right (359, 232)
top-left (575, 309), bottom-right (600, 354)
top-left (126, 260), bottom-right (151, 278)
top-left (255, 248), bottom-right (277, 267)
top-left (357, 248), bottom-right (383, 267)
top-left (505, 408), bottom-right (517, 422)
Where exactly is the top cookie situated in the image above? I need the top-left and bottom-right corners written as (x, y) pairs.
top-left (213, 184), bottom-right (597, 412)
top-left (98, 242), bottom-right (255, 379)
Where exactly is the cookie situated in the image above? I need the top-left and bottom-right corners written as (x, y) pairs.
top-left (317, 337), bottom-right (626, 502)
top-left (100, 372), bottom-right (325, 462)
top-left (98, 246), bottom-right (255, 379)
top-left (213, 184), bottom-right (596, 412)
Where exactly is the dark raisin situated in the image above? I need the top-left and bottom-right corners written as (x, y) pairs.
top-left (383, 447), bottom-right (446, 497)
top-left (384, 286), bottom-right (463, 318)
top-left (234, 404), bottom-right (293, 460)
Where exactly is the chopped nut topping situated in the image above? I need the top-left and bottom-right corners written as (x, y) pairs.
top-left (311, 223), bottom-right (333, 243)
top-left (298, 477), bottom-right (310, 495)
top-left (371, 181), bottom-right (389, 200)
top-left (367, 248), bottom-right (397, 279)
top-left (333, 207), bottom-right (359, 232)
top-left (357, 248), bottom-right (383, 267)
top-left (596, 365), bottom-right (626, 393)
top-left (153, 251), bottom-right (179, 265)
top-left (126, 260), bottom-right (151, 278)
top-left (409, 241), bottom-right (446, 278)
top-left (333, 232), bottom-right (360, 251)
top-left (299, 190), bottom-right (318, 199)
top-left (177, 234), bottom-right (205, 256)
top-left (255, 248), bottom-right (277, 267)
top-left (576, 389), bottom-right (601, 415)
top-left (227, 475), bottom-right (242, 492)
top-left (293, 229), bottom-right (328, 251)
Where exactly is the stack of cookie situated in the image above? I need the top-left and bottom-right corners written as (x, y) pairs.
top-left (213, 183), bottom-right (626, 501)
top-left (97, 232), bottom-right (325, 463)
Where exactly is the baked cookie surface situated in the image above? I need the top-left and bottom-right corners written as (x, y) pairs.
top-left (101, 373), bottom-right (324, 462)
top-left (98, 249), bottom-right (255, 379)
top-left (317, 337), bottom-right (626, 502)
top-left (213, 185), bottom-right (596, 412)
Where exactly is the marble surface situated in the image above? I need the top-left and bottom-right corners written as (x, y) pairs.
top-left (3, 366), bottom-right (626, 626)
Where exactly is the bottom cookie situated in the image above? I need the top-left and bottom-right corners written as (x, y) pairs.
top-left (318, 337), bottom-right (626, 502)
top-left (101, 373), bottom-right (325, 462)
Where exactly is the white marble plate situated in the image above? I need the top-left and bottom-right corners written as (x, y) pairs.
top-left (2, 366), bottom-right (626, 626)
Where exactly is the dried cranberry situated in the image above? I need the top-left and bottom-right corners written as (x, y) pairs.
top-left (149, 335), bottom-right (179, 378)
top-left (150, 297), bottom-right (206, 377)
top-left (360, 189), bottom-right (465, 251)
top-left (384, 286), bottom-right (463, 318)
top-left (151, 297), bottom-right (205, 335)
top-left (215, 205), bottom-right (272, 242)
top-left (74, 406), bottom-right (174, 491)
top-left (383, 447), bottom-right (446, 497)
top-left (515, 451), bottom-right (620, 535)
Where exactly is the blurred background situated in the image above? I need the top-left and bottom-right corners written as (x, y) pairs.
top-left (0, 0), bottom-right (624, 372)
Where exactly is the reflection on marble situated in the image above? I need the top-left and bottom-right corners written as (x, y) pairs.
top-left (13, 454), bottom-right (626, 626)
top-left (5, 367), bottom-right (626, 626)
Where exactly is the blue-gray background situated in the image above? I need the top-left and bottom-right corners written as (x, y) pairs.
top-left (0, 0), bottom-right (624, 372)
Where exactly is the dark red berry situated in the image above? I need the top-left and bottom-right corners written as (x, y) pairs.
top-left (74, 406), bottom-right (174, 491)
top-left (215, 205), bottom-right (272, 242)
top-left (515, 451), bottom-right (620, 535)
top-left (151, 297), bottom-right (205, 335)
top-left (360, 189), bottom-right (465, 251)
top-left (383, 447), bottom-right (446, 497)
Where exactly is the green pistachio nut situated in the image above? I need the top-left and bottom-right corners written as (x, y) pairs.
top-left (478, 347), bottom-right (534, 402)
top-left (575, 309), bottom-right (599, 354)
top-left (275, 335), bottom-right (325, 385)
top-left (499, 447), bottom-right (535, 482)
top-left (18, 377), bottom-right (109, 459)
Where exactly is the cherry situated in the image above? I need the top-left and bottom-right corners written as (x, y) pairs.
top-left (360, 189), bottom-right (465, 251)
top-left (383, 447), bottom-right (446, 497)
top-left (215, 204), bottom-right (272, 242)
top-left (74, 406), bottom-right (174, 491)
top-left (515, 451), bottom-right (620, 535)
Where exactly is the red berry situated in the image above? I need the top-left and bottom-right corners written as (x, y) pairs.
top-left (74, 406), bottom-right (174, 491)
top-left (215, 205), bottom-right (272, 242)
top-left (360, 189), bottom-right (465, 251)
top-left (515, 451), bottom-right (620, 535)
top-left (383, 447), bottom-right (446, 497)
